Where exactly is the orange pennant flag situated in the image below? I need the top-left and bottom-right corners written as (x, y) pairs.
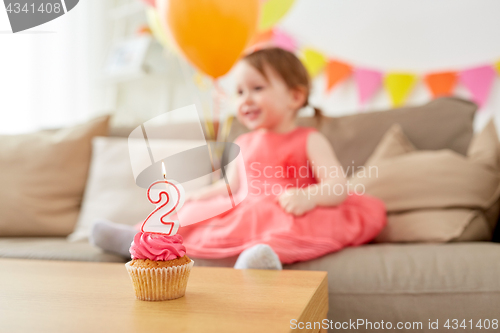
top-left (424, 72), bottom-right (457, 98)
top-left (325, 60), bottom-right (352, 93)
top-left (247, 29), bottom-right (274, 51)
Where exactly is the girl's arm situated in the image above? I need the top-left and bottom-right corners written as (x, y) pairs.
top-left (305, 131), bottom-right (348, 206)
top-left (278, 131), bottom-right (347, 215)
top-left (186, 157), bottom-right (240, 201)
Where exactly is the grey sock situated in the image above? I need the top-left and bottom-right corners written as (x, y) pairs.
top-left (89, 220), bottom-right (137, 259)
top-left (233, 244), bottom-right (282, 270)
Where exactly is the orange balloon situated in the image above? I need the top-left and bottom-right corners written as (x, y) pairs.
top-left (167, 0), bottom-right (259, 78)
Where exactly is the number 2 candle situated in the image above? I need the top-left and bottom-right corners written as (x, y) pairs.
top-left (140, 162), bottom-right (185, 236)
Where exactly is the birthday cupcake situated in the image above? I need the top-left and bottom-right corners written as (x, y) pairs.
top-left (125, 232), bottom-right (194, 301)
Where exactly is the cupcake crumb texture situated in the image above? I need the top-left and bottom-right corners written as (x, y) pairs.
top-left (129, 255), bottom-right (192, 269)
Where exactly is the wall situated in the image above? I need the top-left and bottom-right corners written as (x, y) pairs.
top-left (0, 0), bottom-right (113, 134)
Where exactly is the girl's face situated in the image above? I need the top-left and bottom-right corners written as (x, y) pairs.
top-left (234, 60), bottom-right (304, 131)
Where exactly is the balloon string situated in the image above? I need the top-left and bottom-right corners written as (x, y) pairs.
top-left (212, 80), bottom-right (233, 160)
top-left (213, 79), bottom-right (221, 141)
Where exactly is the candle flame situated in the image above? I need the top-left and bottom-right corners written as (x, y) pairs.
top-left (162, 162), bottom-right (166, 180)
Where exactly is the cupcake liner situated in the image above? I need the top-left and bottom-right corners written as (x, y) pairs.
top-left (125, 260), bottom-right (194, 301)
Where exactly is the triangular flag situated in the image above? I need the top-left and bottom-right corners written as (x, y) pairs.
top-left (460, 65), bottom-right (496, 108)
top-left (272, 29), bottom-right (296, 52)
top-left (259, 0), bottom-right (296, 31)
top-left (424, 72), bottom-right (457, 98)
top-left (248, 29), bottom-right (274, 50)
top-left (300, 48), bottom-right (327, 78)
top-left (325, 60), bottom-right (352, 93)
top-left (354, 68), bottom-right (383, 106)
top-left (494, 60), bottom-right (500, 76)
top-left (384, 73), bottom-right (417, 107)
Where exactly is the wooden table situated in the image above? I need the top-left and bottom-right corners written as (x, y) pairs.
top-left (0, 259), bottom-right (328, 333)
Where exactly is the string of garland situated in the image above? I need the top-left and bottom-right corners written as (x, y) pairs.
top-left (250, 28), bottom-right (500, 110)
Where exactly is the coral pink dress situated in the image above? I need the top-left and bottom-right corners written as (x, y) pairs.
top-left (149, 127), bottom-right (386, 264)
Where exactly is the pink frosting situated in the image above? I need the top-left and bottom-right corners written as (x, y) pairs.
top-left (129, 232), bottom-right (186, 261)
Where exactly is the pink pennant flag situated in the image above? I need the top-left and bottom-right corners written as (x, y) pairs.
top-left (272, 29), bottom-right (296, 52)
top-left (354, 68), bottom-right (383, 107)
top-left (459, 65), bottom-right (496, 108)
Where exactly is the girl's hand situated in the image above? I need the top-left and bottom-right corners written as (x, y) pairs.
top-left (277, 188), bottom-right (316, 216)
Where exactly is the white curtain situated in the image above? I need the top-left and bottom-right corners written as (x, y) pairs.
top-left (0, 0), bottom-right (110, 134)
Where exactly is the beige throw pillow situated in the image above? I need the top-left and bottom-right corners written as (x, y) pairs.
top-left (0, 116), bottom-right (110, 236)
top-left (68, 137), bottom-right (210, 242)
top-left (350, 120), bottom-right (500, 243)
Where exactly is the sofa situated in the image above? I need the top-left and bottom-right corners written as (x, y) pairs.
top-left (1, 97), bottom-right (499, 332)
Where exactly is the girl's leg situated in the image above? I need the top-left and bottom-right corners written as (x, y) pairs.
top-left (90, 220), bottom-right (137, 259)
top-left (233, 244), bottom-right (282, 270)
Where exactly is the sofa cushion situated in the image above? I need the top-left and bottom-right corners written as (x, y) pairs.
top-left (0, 116), bottom-right (110, 237)
top-left (287, 242), bottom-right (500, 294)
top-left (0, 238), bottom-right (125, 262)
top-left (189, 243), bottom-right (500, 327)
top-left (109, 121), bottom-right (208, 140)
top-left (227, 97), bottom-right (476, 176)
top-left (350, 120), bottom-right (500, 242)
top-left (286, 242), bottom-right (500, 327)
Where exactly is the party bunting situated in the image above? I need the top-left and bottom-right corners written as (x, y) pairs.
top-left (259, 0), bottom-right (296, 31)
top-left (384, 73), bottom-right (417, 107)
top-left (424, 72), bottom-right (457, 98)
top-left (301, 48), bottom-right (327, 78)
top-left (141, 0), bottom-right (155, 7)
top-left (325, 60), bottom-right (352, 93)
top-left (248, 29), bottom-right (274, 49)
top-left (143, 0), bottom-right (500, 111)
top-left (494, 60), bottom-right (500, 76)
top-left (247, 28), bottom-right (296, 53)
top-left (272, 29), bottom-right (296, 52)
top-left (354, 68), bottom-right (383, 106)
top-left (460, 65), bottom-right (496, 108)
